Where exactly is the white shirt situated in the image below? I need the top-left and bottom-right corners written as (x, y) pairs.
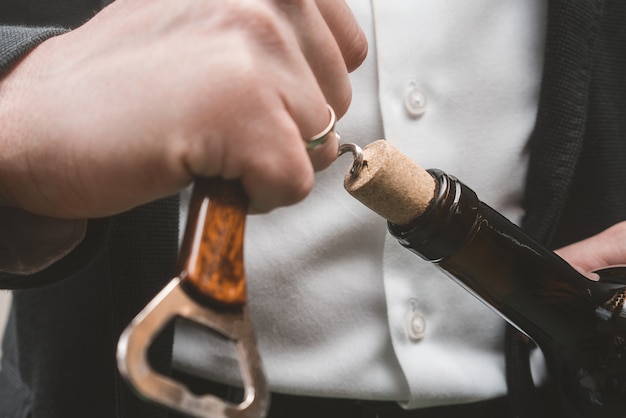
top-left (173, 0), bottom-right (547, 408)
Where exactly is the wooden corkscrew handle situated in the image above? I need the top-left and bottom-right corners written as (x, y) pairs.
top-left (117, 178), bottom-right (269, 418)
top-left (179, 178), bottom-right (248, 307)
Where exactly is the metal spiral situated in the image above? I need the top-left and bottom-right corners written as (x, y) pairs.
top-left (338, 142), bottom-right (365, 178)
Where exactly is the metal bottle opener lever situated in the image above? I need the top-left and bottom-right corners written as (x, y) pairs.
top-left (117, 179), bottom-right (269, 418)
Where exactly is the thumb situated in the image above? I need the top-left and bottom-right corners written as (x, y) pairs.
top-left (555, 221), bottom-right (626, 277)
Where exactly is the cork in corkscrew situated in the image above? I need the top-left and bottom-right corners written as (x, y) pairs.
top-left (343, 140), bottom-right (436, 226)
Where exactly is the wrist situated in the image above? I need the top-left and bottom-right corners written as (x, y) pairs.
top-left (0, 34), bottom-right (62, 212)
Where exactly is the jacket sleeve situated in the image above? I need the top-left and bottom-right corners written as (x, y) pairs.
top-left (0, 25), bottom-right (111, 289)
top-left (0, 25), bottom-right (67, 75)
top-left (0, 213), bottom-right (111, 289)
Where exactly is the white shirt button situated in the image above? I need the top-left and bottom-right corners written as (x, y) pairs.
top-left (404, 80), bottom-right (428, 118)
top-left (406, 299), bottom-right (427, 342)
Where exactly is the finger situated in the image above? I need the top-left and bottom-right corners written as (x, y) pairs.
top-left (306, 130), bottom-right (340, 171)
top-left (173, 2), bottom-right (339, 211)
top-left (236, 109), bottom-right (316, 213)
top-left (190, 96), bottom-right (317, 213)
top-left (276, 0), bottom-right (354, 117)
top-left (299, 101), bottom-right (340, 171)
top-left (271, 1), bottom-right (358, 172)
top-left (315, 0), bottom-right (368, 72)
top-left (555, 222), bottom-right (626, 274)
top-left (275, 58), bottom-right (340, 173)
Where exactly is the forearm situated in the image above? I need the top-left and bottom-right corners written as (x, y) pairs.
top-left (0, 24), bottom-right (68, 211)
top-left (0, 0), bottom-right (367, 282)
top-left (0, 25), bottom-right (89, 281)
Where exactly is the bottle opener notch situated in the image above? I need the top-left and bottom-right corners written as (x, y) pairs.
top-left (117, 179), bottom-right (269, 418)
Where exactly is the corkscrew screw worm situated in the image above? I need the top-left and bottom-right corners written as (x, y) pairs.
top-left (338, 142), bottom-right (365, 178)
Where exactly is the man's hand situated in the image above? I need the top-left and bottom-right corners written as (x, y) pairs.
top-left (0, 0), bottom-right (367, 217)
top-left (556, 221), bottom-right (626, 279)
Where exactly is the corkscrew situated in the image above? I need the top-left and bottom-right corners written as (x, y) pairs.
top-left (114, 142), bottom-right (363, 418)
top-left (338, 142), bottom-right (365, 178)
top-left (117, 179), bottom-right (269, 418)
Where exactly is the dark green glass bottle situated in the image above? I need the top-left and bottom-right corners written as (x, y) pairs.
top-left (387, 169), bottom-right (626, 418)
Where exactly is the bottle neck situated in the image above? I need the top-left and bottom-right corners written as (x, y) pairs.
top-left (387, 170), bottom-right (621, 346)
top-left (384, 170), bottom-right (626, 416)
top-left (388, 169), bottom-right (478, 263)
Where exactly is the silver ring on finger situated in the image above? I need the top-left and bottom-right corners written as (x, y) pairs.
top-left (305, 104), bottom-right (336, 150)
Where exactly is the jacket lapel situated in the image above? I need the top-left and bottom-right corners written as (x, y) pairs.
top-left (522, 0), bottom-right (604, 245)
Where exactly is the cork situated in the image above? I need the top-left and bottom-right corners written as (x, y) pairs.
top-left (344, 140), bottom-right (436, 225)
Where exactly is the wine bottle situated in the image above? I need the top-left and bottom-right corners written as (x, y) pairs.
top-left (343, 140), bottom-right (626, 418)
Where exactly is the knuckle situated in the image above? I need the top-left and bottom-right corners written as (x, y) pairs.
top-left (275, 0), bottom-right (307, 8)
top-left (232, 1), bottom-right (291, 46)
top-left (204, 0), bottom-right (293, 54)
